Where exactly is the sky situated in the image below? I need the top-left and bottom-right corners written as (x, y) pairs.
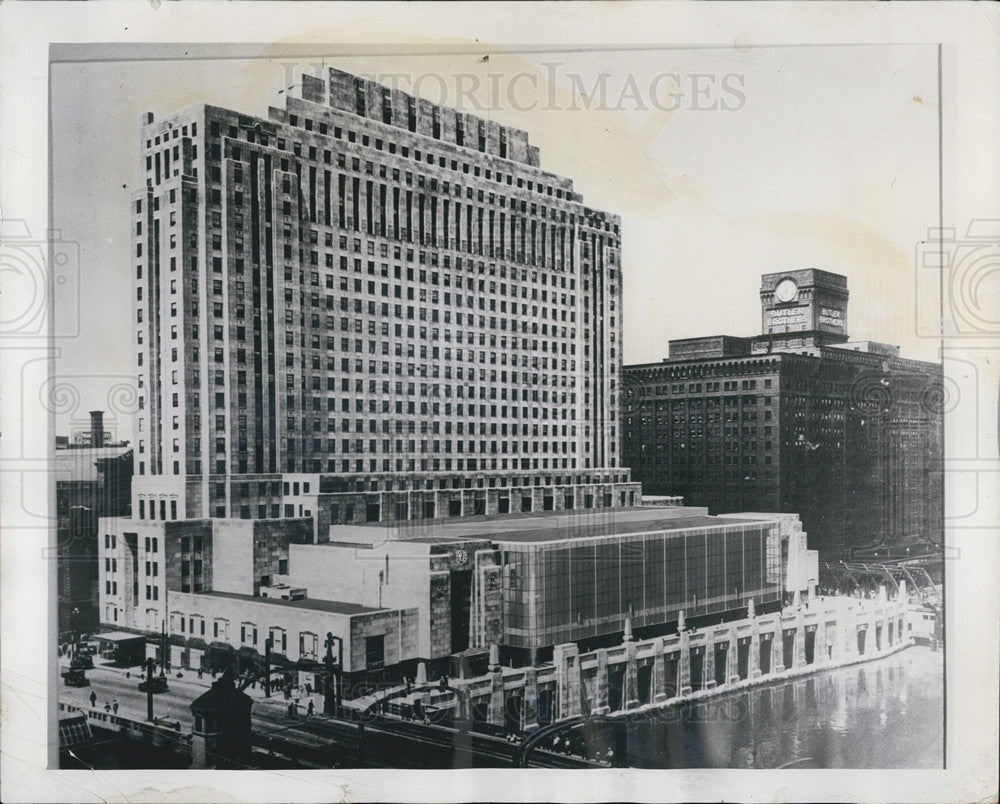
top-left (51, 43), bottom-right (941, 442)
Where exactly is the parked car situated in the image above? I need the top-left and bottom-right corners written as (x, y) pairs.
top-left (62, 668), bottom-right (90, 687)
top-left (70, 654), bottom-right (94, 670)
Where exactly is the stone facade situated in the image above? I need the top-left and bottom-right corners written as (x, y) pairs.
top-left (130, 66), bottom-right (632, 527)
top-left (427, 592), bottom-right (915, 731)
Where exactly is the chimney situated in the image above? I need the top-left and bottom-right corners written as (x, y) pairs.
top-left (89, 410), bottom-right (105, 447)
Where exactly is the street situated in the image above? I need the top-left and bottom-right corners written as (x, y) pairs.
top-left (58, 660), bottom-right (598, 768)
top-left (58, 660), bottom-right (320, 733)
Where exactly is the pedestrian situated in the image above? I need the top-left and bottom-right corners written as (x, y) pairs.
top-left (287, 702), bottom-right (295, 719)
top-left (89, 690), bottom-right (97, 708)
top-left (307, 699), bottom-right (315, 716)
top-left (104, 701), bottom-right (111, 712)
top-left (305, 682), bottom-right (312, 696)
top-left (112, 699), bottom-right (119, 714)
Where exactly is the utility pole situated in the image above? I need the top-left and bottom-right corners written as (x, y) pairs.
top-left (324, 632), bottom-right (342, 716)
top-left (160, 619), bottom-right (169, 674)
top-left (145, 657), bottom-right (155, 721)
top-left (356, 720), bottom-right (366, 766)
top-left (264, 636), bottom-right (272, 698)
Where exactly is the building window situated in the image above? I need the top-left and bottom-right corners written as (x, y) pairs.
top-left (365, 635), bottom-right (385, 669)
top-left (269, 627), bottom-right (287, 653)
top-left (299, 631), bottom-right (318, 661)
top-left (241, 622), bottom-right (257, 646)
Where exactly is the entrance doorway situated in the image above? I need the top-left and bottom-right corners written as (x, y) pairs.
top-left (450, 569), bottom-right (473, 653)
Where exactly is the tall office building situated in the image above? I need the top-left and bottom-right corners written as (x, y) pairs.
top-left (130, 67), bottom-right (636, 532)
top-left (622, 270), bottom-right (944, 556)
top-left (97, 71), bottom-right (817, 676)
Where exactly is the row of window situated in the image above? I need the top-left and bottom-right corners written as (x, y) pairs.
top-left (139, 454), bottom-right (604, 478)
top-left (265, 105), bottom-right (596, 215)
top-left (167, 611), bottom-right (322, 660)
top-left (137, 498), bottom-right (178, 521)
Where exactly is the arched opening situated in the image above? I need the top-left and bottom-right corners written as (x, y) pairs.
top-left (782, 631), bottom-right (795, 669)
top-left (759, 636), bottom-right (773, 674)
top-left (737, 638), bottom-right (751, 679)
top-left (689, 647), bottom-right (704, 691)
top-left (713, 644), bottom-right (728, 686)
top-left (636, 662), bottom-right (653, 705)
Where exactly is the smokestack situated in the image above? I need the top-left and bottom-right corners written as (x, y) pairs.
top-left (89, 410), bottom-right (105, 447)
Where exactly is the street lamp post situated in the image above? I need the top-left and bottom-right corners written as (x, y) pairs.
top-left (160, 619), bottom-right (169, 675)
top-left (264, 636), bottom-right (273, 698)
top-left (324, 632), bottom-right (343, 716)
top-left (145, 657), bottom-right (155, 722)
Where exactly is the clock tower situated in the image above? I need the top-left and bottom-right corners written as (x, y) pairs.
top-left (758, 269), bottom-right (849, 351)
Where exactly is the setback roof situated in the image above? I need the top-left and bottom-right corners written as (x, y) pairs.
top-left (195, 590), bottom-right (383, 616)
top-left (55, 446), bottom-right (132, 482)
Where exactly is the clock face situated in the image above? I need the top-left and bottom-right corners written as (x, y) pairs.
top-left (774, 278), bottom-right (798, 303)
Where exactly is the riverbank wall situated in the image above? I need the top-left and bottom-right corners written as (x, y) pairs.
top-left (428, 590), bottom-right (918, 731)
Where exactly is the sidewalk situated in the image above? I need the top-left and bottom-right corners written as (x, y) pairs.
top-left (76, 657), bottom-right (330, 716)
top-left (67, 656), bottom-right (417, 720)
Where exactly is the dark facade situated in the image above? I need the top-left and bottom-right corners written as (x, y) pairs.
top-left (500, 517), bottom-right (781, 650)
top-left (56, 424), bottom-right (133, 637)
top-left (622, 270), bottom-right (943, 556)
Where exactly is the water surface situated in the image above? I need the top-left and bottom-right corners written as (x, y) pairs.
top-left (622, 645), bottom-right (943, 768)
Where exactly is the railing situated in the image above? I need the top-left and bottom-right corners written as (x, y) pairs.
top-left (439, 594), bottom-right (913, 728)
top-left (58, 701), bottom-right (193, 755)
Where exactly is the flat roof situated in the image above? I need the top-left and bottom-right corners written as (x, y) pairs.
top-left (328, 506), bottom-right (768, 546)
top-left (483, 515), bottom-right (763, 544)
top-left (193, 590), bottom-right (383, 616)
top-left (95, 631), bottom-right (146, 643)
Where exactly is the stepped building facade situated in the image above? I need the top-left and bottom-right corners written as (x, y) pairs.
top-left (129, 67), bottom-right (633, 532)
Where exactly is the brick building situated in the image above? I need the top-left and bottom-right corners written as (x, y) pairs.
top-left (622, 270), bottom-right (943, 556)
top-left (56, 411), bottom-right (133, 637)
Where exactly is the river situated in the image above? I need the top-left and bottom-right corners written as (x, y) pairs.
top-left (619, 644), bottom-right (944, 768)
